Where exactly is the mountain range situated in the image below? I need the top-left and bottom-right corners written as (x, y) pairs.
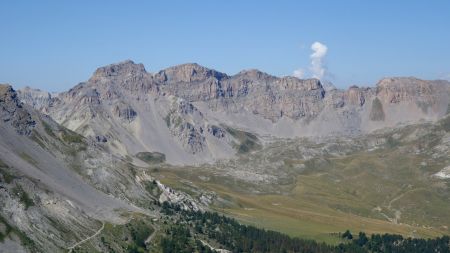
top-left (17, 60), bottom-right (450, 164)
top-left (1, 60), bottom-right (450, 252)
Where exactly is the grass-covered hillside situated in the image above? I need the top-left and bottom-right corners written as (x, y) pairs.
top-left (149, 116), bottom-right (450, 243)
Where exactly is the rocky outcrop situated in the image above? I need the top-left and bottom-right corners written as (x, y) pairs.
top-left (89, 60), bottom-right (157, 96)
top-left (156, 63), bottom-right (228, 101)
top-left (376, 77), bottom-right (449, 111)
top-left (113, 102), bottom-right (137, 122)
top-left (156, 180), bottom-right (204, 211)
top-left (208, 125), bottom-right (225, 138)
top-left (17, 86), bottom-right (56, 113)
top-left (159, 67), bottom-right (327, 122)
top-left (164, 97), bottom-right (230, 154)
top-left (344, 86), bottom-right (367, 106)
top-left (0, 84), bottom-right (35, 135)
top-left (377, 77), bottom-right (435, 103)
top-left (156, 63), bottom-right (227, 83)
top-left (366, 77), bottom-right (450, 126)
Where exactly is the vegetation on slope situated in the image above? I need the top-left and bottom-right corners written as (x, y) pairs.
top-left (369, 98), bottom-right (385, 121)
top-left (0, 159), bottom-right (15, 184)
top-left (0, 215), bottom-right (36, 250)
top-left (75, 202), bottom-right (450, 252)
top-left (225, 126), bottom-right (262, 154)
top-left (12, 184), bottom-right (34, 210)
top-left (149, 117), bottom-right (450, 242)
top-left (61, 128), bottom-right (85, 143)
top-left (70, 215), bottom-right (154, 253)
top-left (136, 152), bottom-right (166, 164)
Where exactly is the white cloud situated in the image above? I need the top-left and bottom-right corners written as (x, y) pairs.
top-left (310, 42), bottom-right (328, 58)
top-left (292, 41), bottom-right (329, 80)
top-left (310, 41), bottom-right (328, 79)
top-left (292, 68), bottom-right (305, 79)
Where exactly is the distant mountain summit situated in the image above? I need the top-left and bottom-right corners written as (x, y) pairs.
top-left (18, 60), bottom-right (450, 164)
top-left (156, 63), bottom-right (228, 83)
top-left (1, 84), bottom-right (36, 135)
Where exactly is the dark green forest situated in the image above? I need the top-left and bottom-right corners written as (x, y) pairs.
top-left (157, 202), bottom-right (450, 253)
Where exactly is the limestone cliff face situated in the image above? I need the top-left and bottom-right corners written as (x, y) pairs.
top-left (158, 65), bottom-right (449, 134)
top-left (155, 63), bottom-right (228, 101)
top-left (159, 65), bottom-right (327, 121)
top-left (217, 73), bottom-right (326, 121)
top-left (376, 77), bottom-right (449, 113)
top-left (164, 98), bottom-right (208, 154)
top-left (0, 84), bottom-right (35, 135)
top-left (156, 63), bottom-right (227, 83)
top-left (17, 86), bottom-right (56, 114)
top-left (17, 60), bottom-right (450, 164)
top-left (344, 86), bottom-right (368, 106)
top-left (89, 60), bottom-right (157, 95)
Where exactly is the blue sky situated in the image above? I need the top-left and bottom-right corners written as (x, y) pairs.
top-left (1, 1), bottom-right (449, 91)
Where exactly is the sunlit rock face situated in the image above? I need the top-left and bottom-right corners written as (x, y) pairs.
top-left (18, 61), bottom-right (450, 164)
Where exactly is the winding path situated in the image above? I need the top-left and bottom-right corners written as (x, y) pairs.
top-left (200, 240), bottom-right (231, 253)
top-left (145, 223), bottom-right (159, 245)
top-left (68, 222), bottom-right (105, 253)
top-left (384, 187), bottom-right (424, 224)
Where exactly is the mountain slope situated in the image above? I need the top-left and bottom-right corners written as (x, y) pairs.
top-left (0, 84), bottom-right (159, 252)
top-left (24, 61), bottom-right (236, 165)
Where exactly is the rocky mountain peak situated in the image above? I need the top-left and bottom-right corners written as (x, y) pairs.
top-left (376, 77), bottom-right (447, 104)
top-left (233, 69), bottom-right (274, 81)
top-left (90, 60), bottom-right (147, 82)
top-left (377, 77), bottom-right (424, 88)
top-left (0, 84), bottom-right (12, 96)
top-left (17, 86), bottom-right (55, 113)
top-left (156, 63), bottom-right (228, 83)
top-left (375, 77), bottom-right (447, 93)
top-left (85, 60), bottom-right (156, 96)
top-left (0, 84), bottom-right (35, 135)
